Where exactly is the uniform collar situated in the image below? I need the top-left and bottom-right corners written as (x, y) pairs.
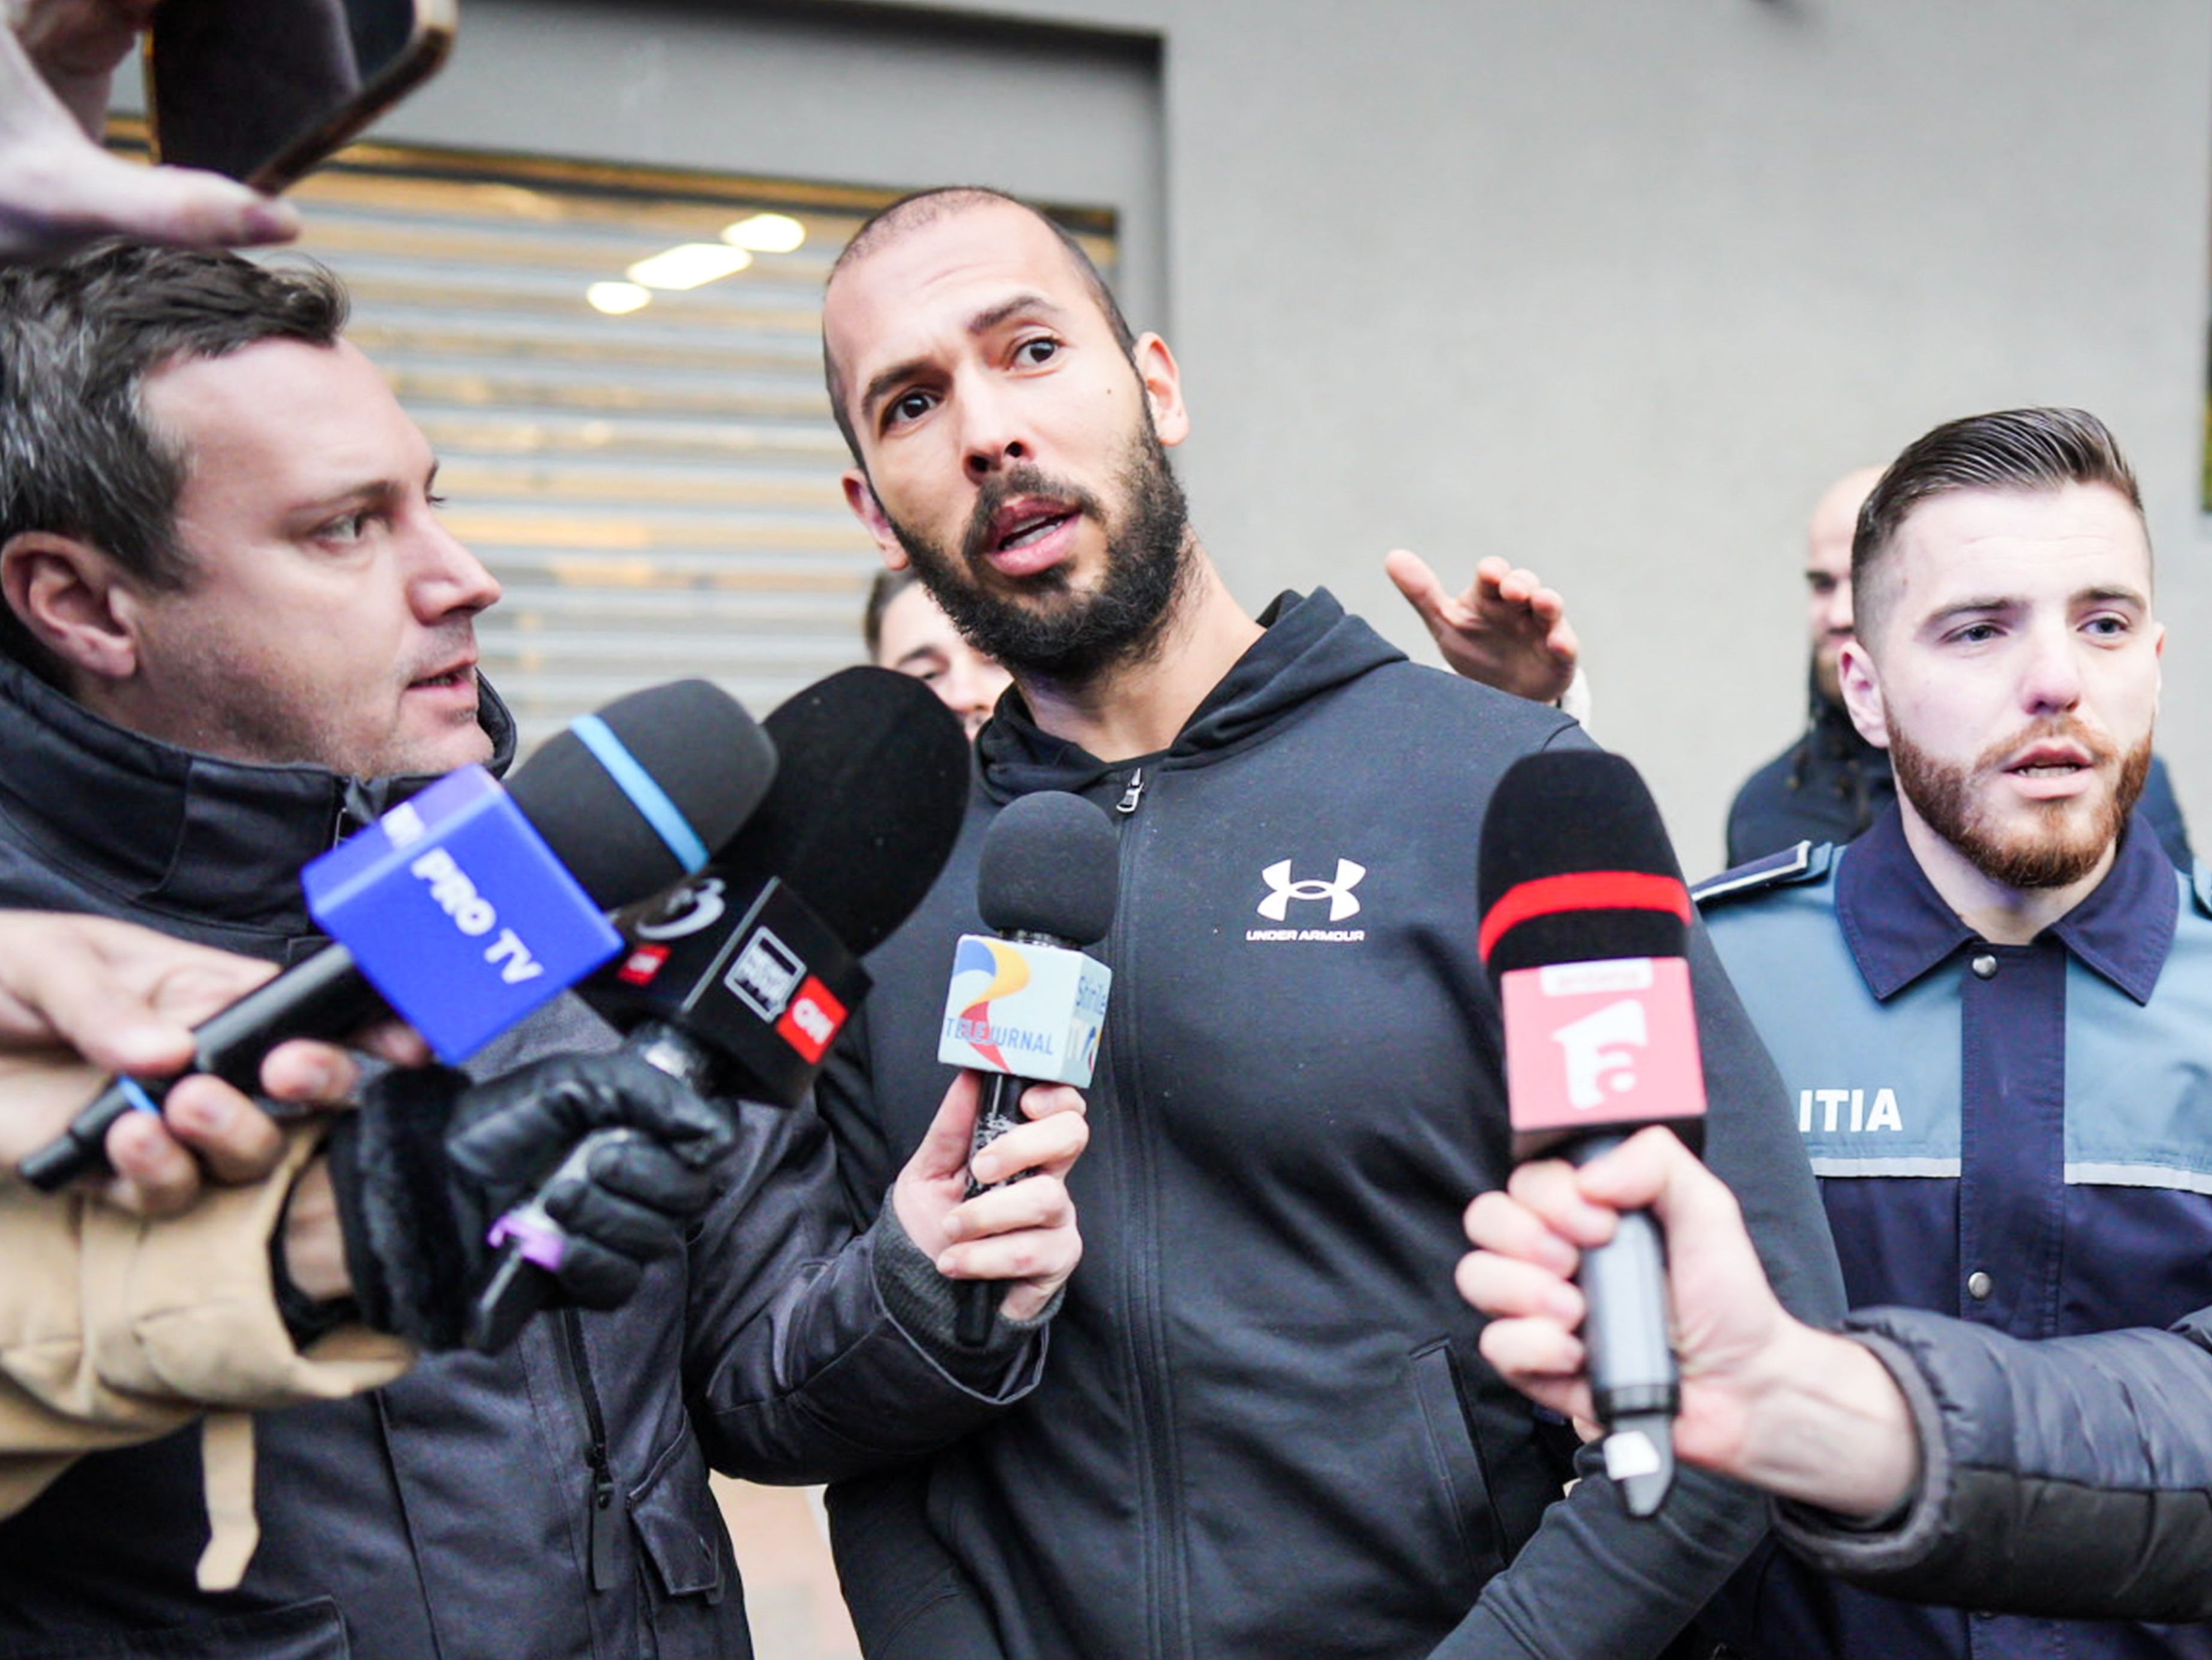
top-left (1835, 800), bottom-right (2175, 1006)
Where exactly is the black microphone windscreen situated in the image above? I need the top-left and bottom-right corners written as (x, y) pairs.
top-left (1477, 750), bottom-right (1690, 981)
top-left (977, 790), bottom-right (1119, 945)
top-left (740, 666), bottom-right (971, 953)
top-left (508, 679), bottom-right (775, 908)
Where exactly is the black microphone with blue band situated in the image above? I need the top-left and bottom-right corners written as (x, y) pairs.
top-left (17, 679), bottom-right (772, 1192)
top-left (467, 665), bottom-right (971, 1352)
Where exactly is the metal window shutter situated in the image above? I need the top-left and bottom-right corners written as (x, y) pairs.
top-left (263, 144), bottom-right (1117, 751)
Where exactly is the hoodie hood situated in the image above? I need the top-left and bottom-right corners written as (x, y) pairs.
top-left (0, 653), bottom-right (518, 941)
top-left (975, 588), bottom-right (1404, 800)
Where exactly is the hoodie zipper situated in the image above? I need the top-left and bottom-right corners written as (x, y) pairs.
top-left (561, 1310), bottom-right (621, 1591)
top-left (1116, 767), bottom-right (1147, 815)
top-left (1096, 769), bottom-right (1193, 1658)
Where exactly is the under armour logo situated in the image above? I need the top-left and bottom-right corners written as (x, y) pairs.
top-left (1257, 858), bottom-right (1366, 922)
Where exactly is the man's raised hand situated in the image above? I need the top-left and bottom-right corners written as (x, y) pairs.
top-left (1385, 550), bottom-right (1581, 706)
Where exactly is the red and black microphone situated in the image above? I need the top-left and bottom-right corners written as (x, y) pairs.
top-left (1477, 749), bottom-right (1707, 1518)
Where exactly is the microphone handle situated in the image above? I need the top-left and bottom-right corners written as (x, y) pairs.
top-left (17, 943), bottom-right (378, 1192)
top-left (465, 1020), bottom-right (721, 1354)
top-left (955, 1068), bottom-right (1034, 1347)
top-left (1572, 1133), bottom-right (1680, 1518)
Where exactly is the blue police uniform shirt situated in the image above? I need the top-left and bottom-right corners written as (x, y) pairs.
top-left (1698, 804), bottom-right (2212, 1660)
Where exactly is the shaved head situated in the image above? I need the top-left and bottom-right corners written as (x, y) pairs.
top-left (1803, 465), bottom-right (1882, 704)
top-left (822, 187), bottom-right (1135, 465)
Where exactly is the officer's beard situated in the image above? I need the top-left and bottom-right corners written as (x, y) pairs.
top-left (1890, 717), bottom-right (2152, 890)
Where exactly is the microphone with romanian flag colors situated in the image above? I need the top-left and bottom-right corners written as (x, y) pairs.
top-left (1477, 748), bottom-right (1707, 1518)
top-left (937, 790), bottom-right (1119, 1346)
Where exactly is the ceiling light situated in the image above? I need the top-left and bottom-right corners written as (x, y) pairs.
top-left (586, 281), bottom-right (651, 315)
top-left (625, 243), bottom-right (753, 290)
top-left (722, 212), bottom-right (806, 254)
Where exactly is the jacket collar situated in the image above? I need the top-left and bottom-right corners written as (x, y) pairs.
top-left (0, 653), bottom-right (517, 932)
top-left (975, 587), bottom-right (1403, 799)
top-left (1835, 799), bottom-right (2176, 1006)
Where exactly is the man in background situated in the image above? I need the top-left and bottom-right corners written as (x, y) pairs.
top-left (865, 567), bottom-right (1011, 740)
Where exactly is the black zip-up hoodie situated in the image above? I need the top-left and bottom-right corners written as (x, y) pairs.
top-left (0, 656), bottom-right (1047, 1660)
top-left (820, 588), bottom-right (1845, 1660)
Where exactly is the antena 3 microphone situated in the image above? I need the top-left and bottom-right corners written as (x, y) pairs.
top-left (18, 681), bottom-right (770, 1192)
top-left (1477, 748), bottom-right (1707, 1518)
top-left (939, 790), bottom-right (1119, 1346)
top-left (584, 666), bottom-right (971, 1106)
top-left (472, 667), bottom-right (970, 1352)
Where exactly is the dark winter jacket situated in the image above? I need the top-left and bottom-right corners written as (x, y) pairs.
top-left (817, 590), bottom-right (1846, 1660)
top-left (0, 657), bottom-right (1044, 1660)
top-left (1774, 1303), bottom-right (2212, 1624)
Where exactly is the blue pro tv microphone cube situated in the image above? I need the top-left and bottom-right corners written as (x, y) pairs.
top-left (302, 766), bottom-right (623, 1061)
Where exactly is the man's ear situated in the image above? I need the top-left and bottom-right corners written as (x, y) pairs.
top-left (1133, 332), bottom-right (1190, 449)
top-left (842, 470), bottom-right (911, 570)
top-left (1837, 638), bottom-right (1888, 750)
top-left (0, 532), bottom-right (143, 684)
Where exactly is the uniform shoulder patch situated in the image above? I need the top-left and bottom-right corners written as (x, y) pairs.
top-left (1691, 840), bottom-right (1833, 910)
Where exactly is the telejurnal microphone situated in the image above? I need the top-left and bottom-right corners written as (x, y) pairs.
top-left (467, 666), bottom-right (972, 1351)
top-left (1476, 748), bottom-right (1707, 1518)
top-left (17, 680), bottom-right (771, 1192)
top-left (938, 790), bottom-right (1117, 1346)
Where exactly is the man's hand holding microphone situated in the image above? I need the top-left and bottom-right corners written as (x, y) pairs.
top-left (1459, 1122), bottom-right (1921, 1522)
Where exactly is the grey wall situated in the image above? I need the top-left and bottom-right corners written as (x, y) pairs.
top-left (358, 0), bottom-right (2212, 867)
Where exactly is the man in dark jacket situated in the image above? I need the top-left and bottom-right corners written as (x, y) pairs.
top-left (812, 186), bottom-right (1843, 1660)
top-left (1462, 1124), bottom-right (2212, 1628)
top-left (0, 242), bottom-right (1088, 1660)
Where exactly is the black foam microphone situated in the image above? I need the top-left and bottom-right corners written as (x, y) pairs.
top-left (18, 680), bottom-right (771, 1192)
top-left (467, 667), bottom-right (971, 1351)
top-left (582, 665), bottom-right (973, 1100)
top-left (938, 790), bottom-right (1119, 1345)
top-left (1476, 749), bottom-right (1707, 1517)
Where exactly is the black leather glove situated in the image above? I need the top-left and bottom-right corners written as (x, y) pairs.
top-left (324, 1051), bottom-right (734, 1349)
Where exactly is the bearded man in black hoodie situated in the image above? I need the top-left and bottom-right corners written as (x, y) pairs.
top-left (814, 187), bottom-right (1845, 1660)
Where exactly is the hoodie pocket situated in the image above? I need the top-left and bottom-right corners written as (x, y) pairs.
top-left (1409, 1339), bottom-right (1508, 1585)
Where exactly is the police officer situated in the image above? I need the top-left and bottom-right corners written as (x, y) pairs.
top-left (1691, 408), bottom-right (2212, 1660)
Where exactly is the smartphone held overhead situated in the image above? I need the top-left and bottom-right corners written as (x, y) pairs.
top-left (145, 0), bottom-right (455, 192)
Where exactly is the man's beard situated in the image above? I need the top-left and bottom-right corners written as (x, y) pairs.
top-left (885, 426), bottom-right (1192, 686)
top-left (1889, 715), bottom-right (2152, 890)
